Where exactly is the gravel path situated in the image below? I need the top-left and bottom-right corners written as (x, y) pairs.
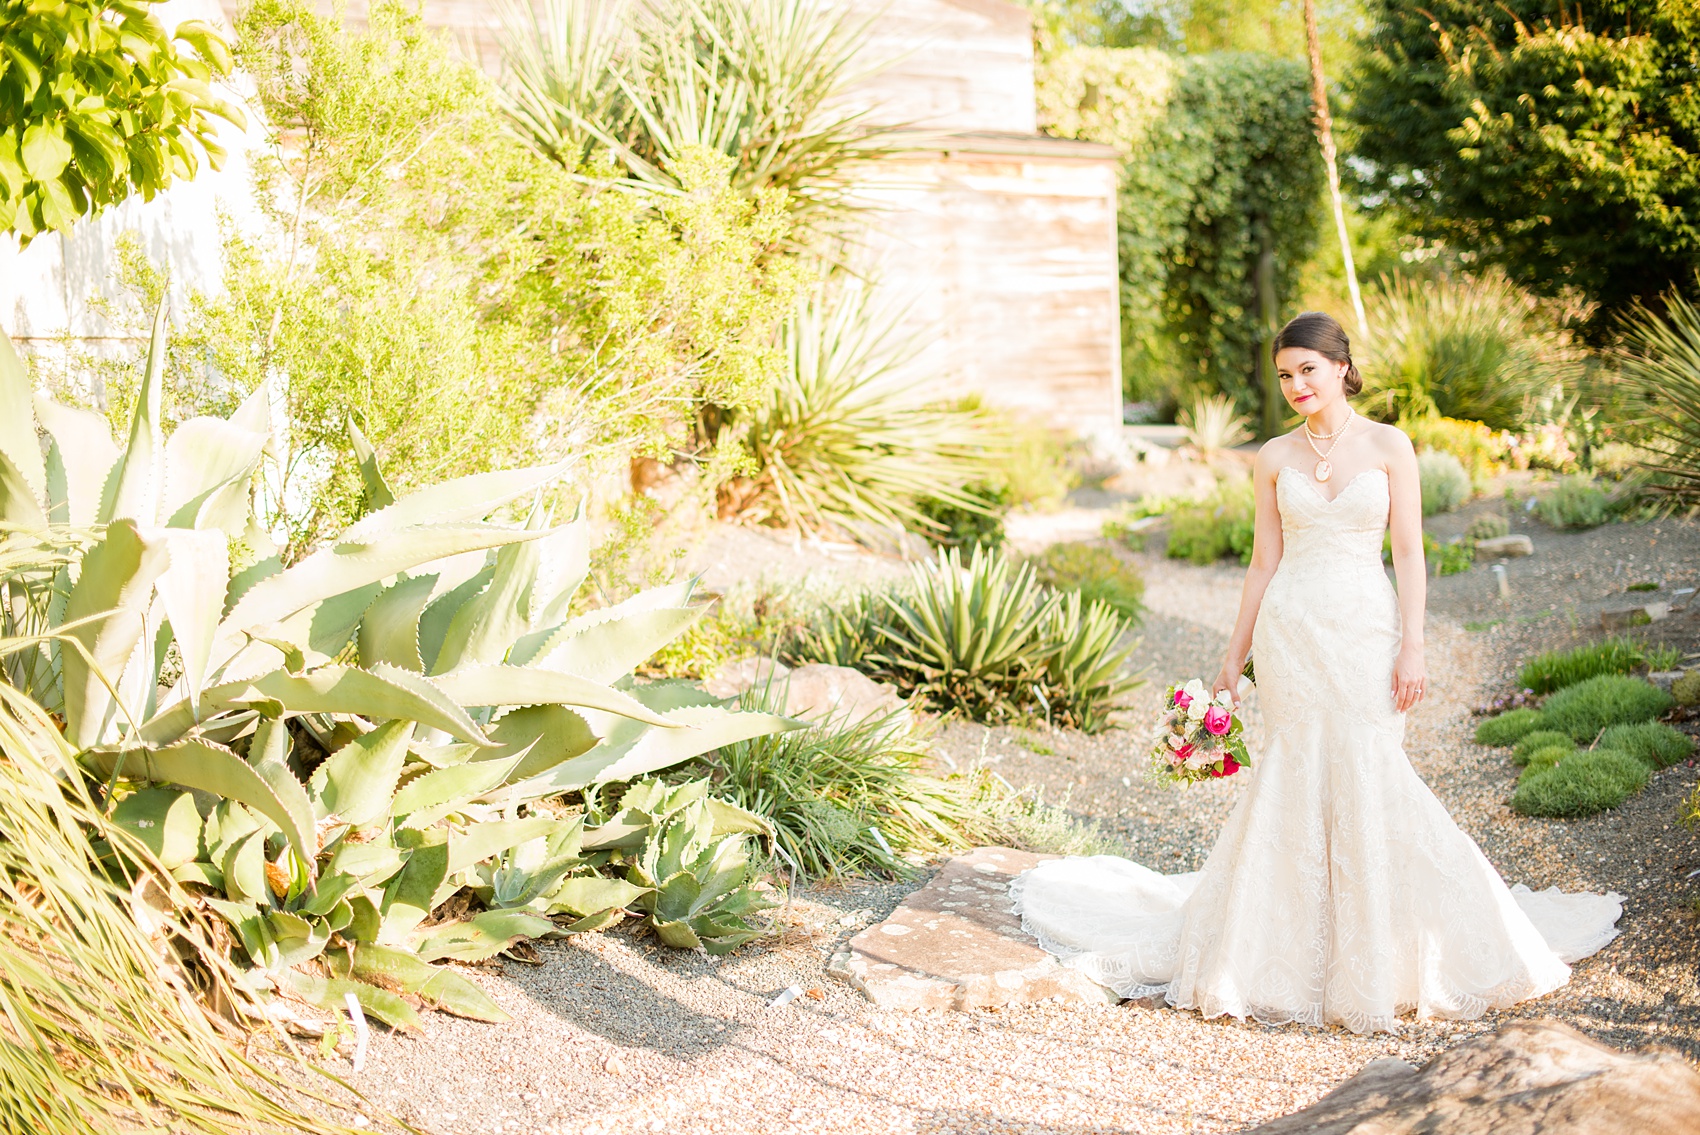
top-left (314, 499), bottom-right (1699, 1135)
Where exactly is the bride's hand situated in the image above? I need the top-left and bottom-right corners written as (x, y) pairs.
top-left (1211, 664), bottom-right (1242, 707)
top-left (1392, 644), bottom-right (1426, 713)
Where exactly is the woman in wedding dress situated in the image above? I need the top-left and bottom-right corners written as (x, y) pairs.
top-left (1011, 311), bottom-right (1623, 1034)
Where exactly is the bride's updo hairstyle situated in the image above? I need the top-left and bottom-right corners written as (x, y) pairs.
top-left (1273, 311), bottom-right (1362, 396)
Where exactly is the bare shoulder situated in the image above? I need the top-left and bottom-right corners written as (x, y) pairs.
top-left (1254, 432), bottom-right (1306, 479)
top-left (1360, 419), bottom-right (1417, 465)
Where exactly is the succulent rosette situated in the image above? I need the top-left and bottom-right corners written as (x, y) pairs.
top-left (1147, 678), bottom-right (1251, 785)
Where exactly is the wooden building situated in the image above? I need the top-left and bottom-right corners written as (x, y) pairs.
top-left (1, 0), bottom-right (1122, 437)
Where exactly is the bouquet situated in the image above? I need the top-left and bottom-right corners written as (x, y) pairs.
top-left (1148, 678), bottom-right (1249, 785)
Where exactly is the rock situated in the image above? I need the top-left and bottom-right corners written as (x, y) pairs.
top-left (783, 663), bottom-right (909, 728)
top-left (1600, 602), bottom-right (1669, 631)
top-left (1474, 534), bottom-right (1533, 558)
top-left (702, 656), bottom-right (790, 700)
top-left (1243, 1018), bottom-right (1700, 1135)
top-left (1674, 670), bottom-right (1700, 708)
top-left (703, 659), bottom-right (908, 729)
top-left (1649, 670), bottom-right (1683, 693)
top-left (827, 847), bottom-right (1118, 1011)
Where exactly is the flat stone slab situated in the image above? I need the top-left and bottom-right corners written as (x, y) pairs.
top-left (1244, 1018), bottom-right (1700, 1134)
top-left (827, 846), bottom-right (1118, 1011)
top-left (1475, 534), bottom-right (1533, 558)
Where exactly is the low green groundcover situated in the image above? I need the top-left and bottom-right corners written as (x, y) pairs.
top-left (1475, 708), bottom-right (1545, 747)
top-left (1511, 729), bottom-right (1573, 766)
top-left (1539, 675), bottom-right (1673, 741)
top-left (1512, 749), bottom-right (1648, 817)
top-left (1519, 744), bottom-right (1574, 774)
top-left (1596, 722), bottom-right (1695, 770)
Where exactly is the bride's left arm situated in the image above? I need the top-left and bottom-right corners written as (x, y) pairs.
top-left (1383, 429), bottom-right (1427, 712)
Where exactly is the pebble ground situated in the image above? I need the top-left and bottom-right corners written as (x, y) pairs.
top-left (307, 492), bottom-right (1699, 1135)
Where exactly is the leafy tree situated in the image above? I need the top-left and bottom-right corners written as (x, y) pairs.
top-left (1039, 48), bottom-right (1326, 416)
top-left (0, 0), bottom-right (241, 244)
top-left (1349, 1), bottom-right (1700, 325)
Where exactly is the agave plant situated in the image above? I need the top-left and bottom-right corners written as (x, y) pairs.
top-left (0, 311), bottom-right (796, 1022)
top-left (495, 0), bottom-right (901, 236)
top-left (731, 281), bottom-right (997, 538)
top-left (1038, 591), bottom-right (1143, 731)
top-left (1618, 291), bottom-right (1700, 505)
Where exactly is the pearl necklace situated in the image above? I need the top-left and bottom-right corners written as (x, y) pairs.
top-left (1303, 410), bottom-right (1353, 482)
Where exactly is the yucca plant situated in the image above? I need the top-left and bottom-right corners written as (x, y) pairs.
top-left (732, 280), bottom-right (997, 538)
top-left (1039, 591), bottom-right (1144, 731)
top-left (0, 313), bottom-right (797, 1024)
top-left (871, 547), bottom-right (1062, 723)
top-left (0, 682), bottom-right (375, 1135)
top-left (1178, 393), bottom-right (1251, 458)
top-left (495, 0), bottom-right (902, 237)
top-left (1618, 291), bottom-right (1700, 505)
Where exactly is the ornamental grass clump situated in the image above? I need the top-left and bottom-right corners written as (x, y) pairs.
top-left (706, 692), bottom-right (995, 879)
top-left (1596, 722), bottom-right (1695, 771)
top-left (1475, 707), bottom-right (1546, 746)
top-left (1512, 749), bottom-right (1649, 818)
top-left (1538, 675), bottom-right (1673, 742)
top-left (1511, 730), bottom-right (1574, 767)
top-left (1517, 637), bottom-right (1658, 695)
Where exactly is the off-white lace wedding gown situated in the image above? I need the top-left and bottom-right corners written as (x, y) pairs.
top-left (1011, 467), bottom-right (1624, 1034)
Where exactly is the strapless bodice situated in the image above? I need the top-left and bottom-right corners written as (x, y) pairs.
top-left (1275, 466), bottom-right (1389, 573)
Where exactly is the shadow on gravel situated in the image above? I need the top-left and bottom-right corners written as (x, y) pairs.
top-left (500, 935), bottom-right (746, 1060)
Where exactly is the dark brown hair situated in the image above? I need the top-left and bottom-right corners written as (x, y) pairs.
top-left (1273, 311), bottom-right (1362, 396)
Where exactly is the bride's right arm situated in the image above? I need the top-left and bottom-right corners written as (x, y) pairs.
top-left (1213, 450), bottom-right (1284, 703)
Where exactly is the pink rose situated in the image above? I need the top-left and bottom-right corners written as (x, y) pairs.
top-left (1203, 706), bottom-right (1231, 736)
top-left (1209, 756), bottom-right (1240, 779)
top-left (1172, 689), bottom-right (1193, 710)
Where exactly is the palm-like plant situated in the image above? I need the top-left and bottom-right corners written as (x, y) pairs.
top-left (1618, 292), bottom-right (1700, 504)
top-left (495, 0), bottom-right (902, 236)
top-left (733, 280), bottom-right (997, 537)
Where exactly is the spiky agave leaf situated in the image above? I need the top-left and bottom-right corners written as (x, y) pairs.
top-left (1619, 291), bottom-right (1700, 504)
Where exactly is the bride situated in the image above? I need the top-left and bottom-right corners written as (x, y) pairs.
top-left (1011, 311), bottom-right (1623, 1034)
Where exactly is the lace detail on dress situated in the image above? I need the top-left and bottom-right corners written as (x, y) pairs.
top-left (1010, 467), bottom-right (1622, 1034)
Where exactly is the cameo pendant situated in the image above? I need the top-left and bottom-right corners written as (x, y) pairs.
top-left (1314, 460), bottom-right (1333, 483)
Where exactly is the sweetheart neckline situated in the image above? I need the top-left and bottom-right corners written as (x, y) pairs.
top-left (1277, 464), bottom-right (1388, 507)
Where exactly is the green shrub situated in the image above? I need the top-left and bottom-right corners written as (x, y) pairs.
top-left (1645, 643), bottom-right (1685, 671)
top-left (1000, 421), bottom-right (1080, 509)
top-left (1518, 637), bottom-right (1655, 695)
top-left (986, 787), bottom-right (1127, 857)
top-left (1676, 670), bottom-right (1700, 707)
top-left (918, 481), bottom-right (1011, 552)
top-left (1466, 513), bottom-right (1510, 541)
top-left (643, 587), bottom-right (794, 679)
top-left (1432, 538), bottom-right (1475, 576)
top-left (1511, 749), bottom-right (1649, 817)
top-left (1418, 450), bottom-right (1472, 515)
top-left (1596, 722), bottom-right (1695, 771)
top-left (1540, 675), bottom-right (1674, 741)
top-left (1511, 729), bottom-right (1574, 767)
top-left (1535, 476), bottom-right (1611, 529)
top-left (1025, 543), bottom-right (1145, 619)
top-left (706, 695), bottom-right (993, 880)
top-left (1166, 478), bottom-right (1256, 565)
top-left (1475, 708), bottom-right (1546, 746)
